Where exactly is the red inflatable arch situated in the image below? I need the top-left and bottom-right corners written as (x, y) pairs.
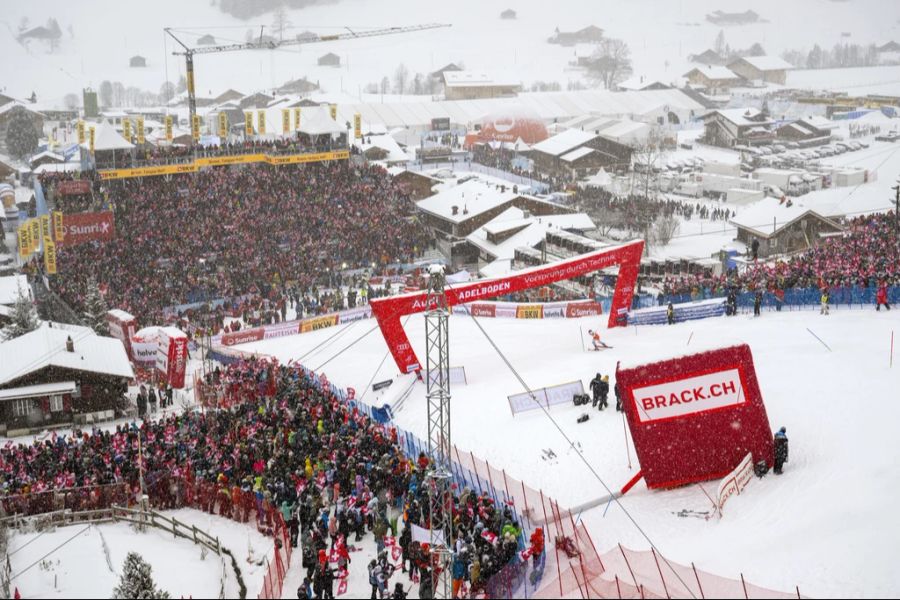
top-left (370, 240), bottom-right (644, 373)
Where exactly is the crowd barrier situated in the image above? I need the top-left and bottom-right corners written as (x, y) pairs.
top-left (661, 284), bottom-right (900, 314)
top-left (450, 300), bottom-right (603, 320)
top-left (628, 299), bottom-right (726, 326)
top-left (97, 149), bottom-right (350, 180)
top-left (508, 380), bottom-right (585, 415)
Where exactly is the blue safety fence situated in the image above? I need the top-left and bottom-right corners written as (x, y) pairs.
top-left (628, 298), bottom-right (726, 326)
top-left (658, 284), bottom-right (900, 316)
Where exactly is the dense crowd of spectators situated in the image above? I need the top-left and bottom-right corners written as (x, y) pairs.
top-left (0, 359), bottom-right (542, 599)
top-left (660, 212), bottom-right (900, 299)
top-left (94, 132), bottom-right (351, 170)
top-left (575, 186), bottom-right (734, 235)
top-left (44, 162), bottom-right (432, 328)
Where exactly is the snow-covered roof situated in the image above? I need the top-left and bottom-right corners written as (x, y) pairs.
top-left (467, 208), bottom-right (594, 260)
top-left (531, 129), bottom-right (596, 157)
top-left (29, 150), bottom-right (64, 164)
top-left (0, 275), bottom-right (29, 306)
top-left (729, 197), bottom-right (841, 237)
top-left (0, 101), bottom-right (43, 117)
top-left (416, 179), bottom-right (522, 223)
top-left (784, 65), bottom-right (900, 97)
top-left (0, 381), bottom-right (77, 401)
top-left (560, 147), bottom-right (595, 163)
top-left (107, 309), bottom-right (135, 321)
top-left (599, 120), bottom-right (650, 140)
top-left (731, 56), bottom-right (793, 72)
top-left (479, 258), bottom-right (514, 279)
top-left (684, 65), bottom-right (739, 81)
top-left (0, 323), bottom-right (134, 386)
top-left (32, 163), bottom-right (80, 174)
top-left (331, 89), bottom-right (704, 130)
top-left (353, 134), bottom-right (411, 164)
top-left (706, 108), bottom-right (773, 127)
top-left (800, 116), bottom-right (839, 131)
top-left (785, 123), bottom-right (813, 136)
top-left (443, 71), bottom-right (520, 88)
top-left (80, 121), bottom-right (134, 151)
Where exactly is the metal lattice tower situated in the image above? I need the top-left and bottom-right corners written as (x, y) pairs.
top-left (424, 264), bottom-right (453, 600)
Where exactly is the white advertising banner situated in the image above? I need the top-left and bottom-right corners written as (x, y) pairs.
top-left (632, 368), bottom-right (745, 423)
top-left (716, 452), bottom-right (754, 517)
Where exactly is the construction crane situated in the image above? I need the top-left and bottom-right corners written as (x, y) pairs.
top-left (164, 23), bottom-right (451, 125)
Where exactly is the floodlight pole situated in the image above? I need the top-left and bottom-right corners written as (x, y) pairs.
top-left (424, 264), bottom-right (452, 600)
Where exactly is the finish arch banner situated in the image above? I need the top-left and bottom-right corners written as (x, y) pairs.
top-left (615, 344), bottom-right (774, 489)
top-left (370, 240), bottom-right (643, 373)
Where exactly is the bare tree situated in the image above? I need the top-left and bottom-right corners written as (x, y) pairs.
top-left (63, 93), bottom-right (80, 110)
top-left (393, 63), bottom-right (410, 94)
top-left (631, 127), bottom-right (665, 198)
top-left (99, 80), bottom-right (113, 107)
top-left (714, 30), bottom-right (726, 55)
top-left (653, 214), bottom-right (680, 246)
top-left (272, 6), bottom-right (291, 41)
top-left (158, 81), bottom-right (175, 104)
top-left (586, 38), bottom-right (633, 89)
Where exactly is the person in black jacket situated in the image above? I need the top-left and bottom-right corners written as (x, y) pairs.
top-left (614, 382), bottom-right (623, 412)
top-left (726, 289), bottom-right (738, 316)
top-left (589, 374), bottom-right (603, 408)
top-left (597, 375), bottom-right (610, 410)
top-left (753, 290), bottom-right (762, 317)
top-left (773, 427), bottom-right (789, 475)
top-left (666, 302), bottom-right (675, 325)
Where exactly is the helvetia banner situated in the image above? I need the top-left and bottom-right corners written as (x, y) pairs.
top-left (615, 344), bottom-right (774, 489)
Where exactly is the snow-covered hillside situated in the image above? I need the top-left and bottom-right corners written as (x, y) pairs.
top-left (241, 307), bottom-right (900, 597)
top-left (3, 0), bottom-right (899, 106)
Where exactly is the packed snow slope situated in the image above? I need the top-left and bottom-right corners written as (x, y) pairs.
top-left (4, 0), bottom-right (899, 106)
top-left (7, 509), bottom-right (272, 599)
top-left (242, 307), bottom-right (900, 597)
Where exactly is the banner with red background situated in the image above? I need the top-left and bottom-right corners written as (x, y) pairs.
top-left (60, 211), bottom-right (116, 245)
top-left (370, 240), bottom-right (643, 373)
top-left (615, 344), bottom-right (774, 489)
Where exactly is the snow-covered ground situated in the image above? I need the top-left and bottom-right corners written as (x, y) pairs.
top-left (3, 0), bottom-right (899, 107)
top-left (240, 306), bottom-right (900, 597)
top-left (7, 508), bottom-right (272, 599)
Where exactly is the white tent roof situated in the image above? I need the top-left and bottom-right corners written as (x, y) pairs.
top-left (80, 121), bottom-right (134, 151)
top-left (299, 106), bottom-right (346, 136)
top-left (333, 89), bottom-right (703, 131)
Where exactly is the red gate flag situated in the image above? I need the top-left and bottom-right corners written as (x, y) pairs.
top-left (615, 344), bottom-right (774, 489)
top-left (371, 241), bottom-right (643, 374)
top-left (60, 211), bottom-right (115, 245)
